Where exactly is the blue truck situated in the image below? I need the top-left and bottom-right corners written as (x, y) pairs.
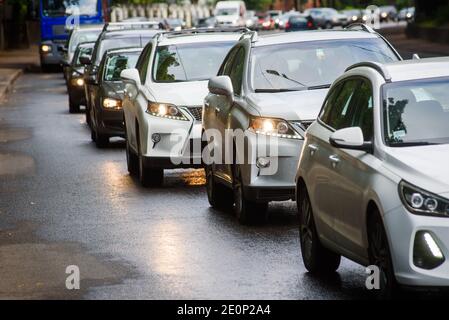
top-left (39, 0), bottom-right (110, 70)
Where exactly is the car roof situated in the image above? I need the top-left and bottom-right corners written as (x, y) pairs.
top-left (253, 30), bottom-right (379, 47)
top-left (383, 57), bottom-right (449, 82)
top-left (157, 32), bottom-right (244, 46)
top-left (105, 47), bottom-right (143, 55)
top-left (73, 24), bottom-right (103, 31)
top-left (102, 29), bottom-right (161, 39)
top-left (77, 41), bottom-right (95, 48)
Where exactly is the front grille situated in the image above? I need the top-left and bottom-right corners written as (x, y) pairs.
top-left (187, 106), bottom-right (203, 122)
top-left (52, 25), bottom-right (68, 36)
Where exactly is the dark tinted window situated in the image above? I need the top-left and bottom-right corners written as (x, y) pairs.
top-left (74, 45), bottom-right (93, 67)
top-left (229, 47), bottom-right (245, 96)
top-left (135, 43), bottom-right (152, 84)
top-left (220, 46), bottom-right (239, 76)
top-left (350, 80), bottom-right (374, 141)
top-left (103, 52), bottom-right (141, 81)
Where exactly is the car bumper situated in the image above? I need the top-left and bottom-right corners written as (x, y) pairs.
top-left (141, 113), bottom-right (202, 168)
top-left (385, 206), bottom-right (449, 287)
top-left (241, 132), bottom-right (303, 202)
top-left (97, 108), bottom-right (125, 137)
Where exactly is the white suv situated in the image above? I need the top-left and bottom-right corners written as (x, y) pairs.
top-left (296, 57), bottom-right (449, 297)
top-left (120, 29), bottom-right (245, 187)
top-left (203, 26), bottom-right (401, 224)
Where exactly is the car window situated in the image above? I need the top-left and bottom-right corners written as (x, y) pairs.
top-left (320, 79), bottom-right (359, 130)
top-left (349, 79), bottom-right (374, 141)
top-left (220, 46), bottom-right (239, 76)
top-left (104, 53), bottom-right (140, 81)
top-left (135, 43), bottom-right (152, 84)
top-left (228, 47), bottom-right (245, 96)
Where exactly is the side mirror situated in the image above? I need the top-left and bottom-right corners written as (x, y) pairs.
top-left (79, 56), bottom-right (91, 65)
top-left (208, 76), bottom-right (234, 101)
top-left (121, 68), bottom-right (141, 86)
top-left (329, 127), bottom-right (373, 152)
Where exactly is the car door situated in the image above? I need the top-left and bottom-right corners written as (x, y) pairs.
top-left (204, 46), bottom-right (239, 180)
top-left (307, 79), bottom-right (360, 246)
top-left (328, 78), bottom-right (379, 259)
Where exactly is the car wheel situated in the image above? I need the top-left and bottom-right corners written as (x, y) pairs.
top-left (232, 164), bottom-right (267, 225)
top-left (85, 106), bottom-right (91, 126)
top-left (137, 136), bottom-right (163, 187)
top-left (205, 164), bottom-right (233, 210)
top-left (325, 22), bottom-right (333, 29)
top-left (368, 211), bottom-right (398, 299)
top-left (298, 185), bottom-right (341, 274)
top-left (126, 139), bottom-right (138, 176)
top-left (94, 129), bottom-right (109, 148)
top-left (68, 94), bottom-right (80, 113)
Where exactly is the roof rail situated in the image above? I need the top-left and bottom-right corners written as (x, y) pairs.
top-left (103, 21), bottom-right (162, 32)
top-left (345, 61), bottom-right (392, 82)
top-left (159, 27), bottom-right (249, 39)
top-left (345, 23), bottom-right (376, 34)
top-left (239, 30), bottom-right (258, 42)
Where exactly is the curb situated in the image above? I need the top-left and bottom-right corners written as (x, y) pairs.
top-left (0, 69), bottom-right (23, 102)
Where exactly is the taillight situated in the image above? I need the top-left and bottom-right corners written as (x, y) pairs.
top-left (285, 21), bottom-right (290, 29)
top-left (307, 21), bottom-right (314, 28)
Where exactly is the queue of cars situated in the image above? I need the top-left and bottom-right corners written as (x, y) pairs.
top-left (59, 20), bottom-right (449, 297)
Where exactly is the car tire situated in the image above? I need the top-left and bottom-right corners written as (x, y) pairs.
top-left (68, 94), bottom-right (80, 113)
top-left (232, 164), bottom-right (268, 225)
top-left (325, 22), bottom-right (333, 29)
top-left (126, 139), bottom-right (139, 176)
top-left (298, 185), bottom-right (341, 274)
top-left (205, 164), bottom-right (233, 210)
top-left (367, 210), bottom-right (398, 299)
top-left (137, 134), bottom-right (163, 187)
top-left (94, 130), bottom-right (109, 148)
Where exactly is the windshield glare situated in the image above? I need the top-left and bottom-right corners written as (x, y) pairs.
top-left (42, 0), bottom-right (98, 17)
top-left (153, 42), bottom-right (235, 83)
top-left (250, 39), bottom-right (398, 91)
top-left (104, 53), bottom-right (140, 81)
top-left (74, 45), bottom-right (93, 66)
top-left (96, 36), bottom-right (152, 64)
top-left (70, 29), bottom-right (101, 53)
top-left (383, 77), bottom-right (449, 146)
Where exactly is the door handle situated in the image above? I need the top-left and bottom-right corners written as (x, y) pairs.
top-left (308, 144), bottom-right (318, 155)
top-left (329, 155), bottom-right (340, 168)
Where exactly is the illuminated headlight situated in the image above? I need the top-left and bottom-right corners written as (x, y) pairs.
top-left (406, 13), bottom-right (412, 18)
top-left (71, 78), bottom-right (84, 87)
top-left (249, 117), bottom-right (302, 139)
top-left (146, 102), bottom-right (188, 121)
top-left (352, 15), bottom-right (358, 21)
top-left (381, 12), bottom-right (388, 18)
top-left (103, 98), bottom-right (122, 110)
top-left (362, 15), bottom-right (367, 21)
top-left (400, 181), bottom-right (449, 217)
top-left (41, 44), bottom-right (52, 53)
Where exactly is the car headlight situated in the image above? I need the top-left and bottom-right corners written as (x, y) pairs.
top-left (400, 181), bottom-right (449, 217)
top-left (249, 117), bottom-right (302, 139)
top-left (41, 44), bottom-right (52, 53)
top-left (406, 13), bottom-right (412, 18)
top-left (352, 15), bottom-right (358, 21)
top-left (381, 12), bottom-right (388, 18)
top-left (103, 98), bottom-right (122, 110)
top-left (146, 102), bottom-right (188, 121)
top-left (71, 78), bottom-right (84, 87)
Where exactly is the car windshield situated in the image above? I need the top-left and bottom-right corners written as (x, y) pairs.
top-left (216, 8), bottom-right (238, 16)
top-left (96, 36), bottom-right (153, 64)
top-left (250, 38), bottom-right (398, 91)
top-left (152, 41), bottom-right (235, 83)
top-left (42, 0), bottom-right (98, 17)
top-left (383, 77), bottom-right (449, 146)
top-left (69, 29), bottom-right (101, 53)
top-left (104, 53), bottom-right (140, 81)
top-left (74, 45), bottom-right (93, 66)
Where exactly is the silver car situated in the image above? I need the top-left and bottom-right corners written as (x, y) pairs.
top-left (203, 27), bottom-right (400, 224)
top-left (296, 57), bottom-right (449, 297)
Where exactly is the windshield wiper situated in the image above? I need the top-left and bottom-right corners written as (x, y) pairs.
top-left (389, 141), bottom-right (442, 147)
top-left (264, 69), bottom-right (307, 87)
top-left (255, 88), bottom-right (306, 93)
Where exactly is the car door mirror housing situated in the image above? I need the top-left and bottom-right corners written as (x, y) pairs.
top-left (208, 76), bottom-right (234, 102)
top-left (329, 127), bottom-right (372, 152)
top-left (121, 68), bottom-right (141, 87)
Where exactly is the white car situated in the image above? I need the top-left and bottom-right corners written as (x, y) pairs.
top-left (296, 57), bottom-right (449, 297)
top-left (120, 28), bottom-right (245, 187)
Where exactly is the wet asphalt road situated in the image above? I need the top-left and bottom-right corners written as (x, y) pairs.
top-left (0, 72), bottom-right (375, 299)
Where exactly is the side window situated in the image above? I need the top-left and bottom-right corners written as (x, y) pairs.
top-left (229, 47), bottom-right (245, 96)
top-left (320, 83), bottom-right (343, 123)
top-left (320, 79), bottom-right (359, 130)
top-left (135, 43), bottom-right (152, 84)
top-left (349, 79), bottom-right (374, 141)
top-left (219, 46), bottom-right (238, 76)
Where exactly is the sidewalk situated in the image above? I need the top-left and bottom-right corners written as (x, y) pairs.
top-left (0, 45), bottom-right (39, 102)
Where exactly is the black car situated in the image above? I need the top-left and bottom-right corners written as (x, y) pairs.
top-left (83, 22), bottom-right (162, 127)
top-left (285, 15), bottom-right (316, 32)
top-left (89, 47), bottom-right (142, 148)
top-left (65, 41), bottom-right (95, 113)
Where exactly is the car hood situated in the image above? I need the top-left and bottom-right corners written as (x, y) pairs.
top-left (384, 144), bottom-right (449, 195)
top-left (149, 81), bottom-right (208, 106)
top-left (103, 81), bottom-right (126, 99)
top-left (246, 89), bottom-right (329, 121)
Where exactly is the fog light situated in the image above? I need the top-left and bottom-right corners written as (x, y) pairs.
top-left (256, 157), bottom-right (270, 168)
top-left (151, 133), bottom-right (161, 143)
top-left (413, 231), bottom-right (445, 269)
top-left (41, 44), bottom-right (52, 53)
